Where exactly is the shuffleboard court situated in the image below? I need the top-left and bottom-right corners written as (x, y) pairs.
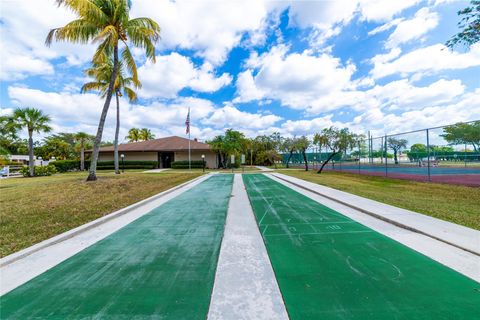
top-left (243, 174), bottom-right (480, 319)
top-left (0, 174), bottom-right (233, 319)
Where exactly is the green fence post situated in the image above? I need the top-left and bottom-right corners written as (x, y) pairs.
top-left (426, 129), bottom-right (431, 182)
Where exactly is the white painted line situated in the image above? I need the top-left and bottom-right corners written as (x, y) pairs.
top-left (0, 174), bottom-right (211, 296)
top-left (208, 174), bottom-right (289, 320)
top-left (267, 174), bottom-right (480, 283)
top-left (271, 172), bottom-right (480, 256)
top-left (255, 166), bottom-right (274, 172)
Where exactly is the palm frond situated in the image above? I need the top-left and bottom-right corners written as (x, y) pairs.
top-left (56, 0), bottom-right (109, 26)
top-left (81, 81), bottom-right (106, 93)
top-left (93, 25), bottom-right (118, 47)
top-left (45, 19), bottom-right (98, 46)
top-left (121, 46), bottom-right (138, 82)
top-left (123, 86), bottom-right (137, 102)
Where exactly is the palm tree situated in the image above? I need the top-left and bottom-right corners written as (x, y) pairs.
top-left (46, 0), bottom-right (160, 181)
top-left (13, 108), bottom-right (52, 177)
top-left (74, 132), bottom-right (94, 171)
top-left (139, 128), bottom-right (155, 141)
top-left (82, 57), bottom-right (141, 174)
top-left (126, 128), bottom-right (141, 142)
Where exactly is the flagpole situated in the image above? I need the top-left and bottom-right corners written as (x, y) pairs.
top-left (188, 108), bottom-right (191, 171)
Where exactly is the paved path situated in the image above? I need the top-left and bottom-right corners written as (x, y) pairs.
top-left (243, 174), bottom-right (479, 319)
top-left (255, 166), bottom-right (274, 171)
top-left (142, 168), bottom-right (170, 173)
top-left (208, 174), bottom-right (288, 320)
top-left (1, 175), bottom-right (233, 319)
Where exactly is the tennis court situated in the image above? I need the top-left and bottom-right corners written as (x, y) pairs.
top-left (243, 174), bottom-right (479, 319)
top-left (0, 175), bottom-right (233, 319)
top-left (320, 163), bottom-right (480, 186)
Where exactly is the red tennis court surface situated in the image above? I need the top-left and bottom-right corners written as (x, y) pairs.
top-left (290, 164), bottom-right (480, 187)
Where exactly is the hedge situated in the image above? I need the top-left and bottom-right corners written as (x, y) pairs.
top-left (171, 160), bottom-right (205, 169)
top-left (50, 160), bottom-right (81, 172)
top-left (51, 160), bottom-right (158, 172)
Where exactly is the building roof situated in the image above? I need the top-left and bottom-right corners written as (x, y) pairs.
top-left (94, 136), bottom-right (211, 153)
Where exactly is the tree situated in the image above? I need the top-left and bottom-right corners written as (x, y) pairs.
top-left (139, 128), bottom-right (155, 141)
top-left (387, 137), bottom-right (408, 165)
top-left (446, 1), bottom-right (480, 49)
top-left (296, 136), bottom-right (310, 171)
top-left (281, 137), bottom-right (297, 168)
top-left (126, 128), bottom-right (141, 142)
top-left (314, 127), bottom-right (359, 174)
top-left (37, 137), bottom-right (73, 160)
top-left (82, 56), bottom-right (141, 174)
top-left (209, 135), bottom-right (226, 168)
top-left (12, 108), bottom-right (52, 177)
top-left (46, 0), bottom-right (160, 181)
top-left (250, 133), bottom-right (282, 167)
top-left (74, 132), bottom-right (95, 171)
top-left (208, 129), bottom-right (246, 168)
top-left (441, 121), bottom-right (480, 152)
top-left (0, 115), bottom-right (20, 156)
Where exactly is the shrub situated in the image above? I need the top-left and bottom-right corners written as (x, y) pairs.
top-left (50, 160), bottom-right (81, 172)
top-left (20, 165), bottom-right (57, 177)
top-left (171, 160), bottom-right (205, 169)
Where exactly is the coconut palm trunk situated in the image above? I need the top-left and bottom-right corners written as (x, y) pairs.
top-left (80, 142), bottom-right (85, 171)
top-left (28, 129), bottom-right (34, 177)
top-left (87, 45), bottom-right (119, 181)
top-left (114, 90), bottom-right (120, 174)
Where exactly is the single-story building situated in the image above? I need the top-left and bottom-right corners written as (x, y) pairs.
top-left (92, 136), bottom-right (217, 168)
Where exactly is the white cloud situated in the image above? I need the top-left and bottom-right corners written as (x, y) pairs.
top-left (138, 53), bottom-right (232, 98)
top-left (234, 45), bottom-right (357, 112)
top-left (359, 0), bottom-right (422, 21)
top-left (0, 0), bottom-right (97, 80)
top-left (204, 105), bottom-right (282, 129)
top-left (385, 8), bottom-right (439, 48)
top-left (363, 79), bottom-right (465, 110)
top-left (368, 18), bottom-right (404, 36)
top-left (234, 70), bottom-right (266, 103)
top-left (355, 88), bottom-right (480, 137)
top-left (130, 0), bottom-right (273, 65)
top-left (277, 88), bottom-right (480, 138)
top-left (371, 43), bottom-right (480, 78)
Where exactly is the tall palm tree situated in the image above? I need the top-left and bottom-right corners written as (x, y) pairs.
top-left (126, 128), bottom-right (141, 142)
top-left (46, 0), bottom-right (160, 181)
top-left (13, 108), bottom-right (52, 177)
top-left (82, 57), bottom-right (141, 174)
top-left (74, 132), bottom-right (94, 171)
top-left (139, 128), bottom-right (155, 141)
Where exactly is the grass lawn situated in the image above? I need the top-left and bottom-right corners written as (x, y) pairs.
top-left (0, 171), bottom-right (202, 257)
top-left (278, 170), bottom-right (480, 230)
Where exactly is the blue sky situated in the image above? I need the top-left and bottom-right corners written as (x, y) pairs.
top-left (0, 0), bottom-right (479, 143)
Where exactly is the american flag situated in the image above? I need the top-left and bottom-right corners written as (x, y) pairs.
top-left (185, 108), bottom-right (190, 134)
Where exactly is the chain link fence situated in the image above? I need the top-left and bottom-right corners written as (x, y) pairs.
top-left (284, 120), bottom-right (480, 186)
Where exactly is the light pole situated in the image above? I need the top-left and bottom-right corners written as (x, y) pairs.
top-left (120, 154), bottom-right (125, 173)
top-left (201, 154), bottom-right (205, 173)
